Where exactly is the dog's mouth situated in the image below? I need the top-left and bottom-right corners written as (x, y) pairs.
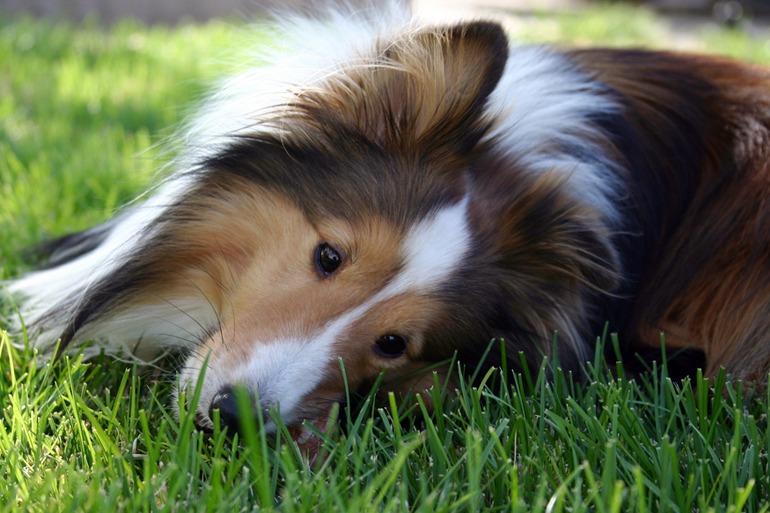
top-left (285, 406), bottom-right (338, 461)
top-left (194, 401), bottom-right (339, 462)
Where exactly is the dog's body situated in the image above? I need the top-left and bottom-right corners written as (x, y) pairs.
top-left (7, 3), bottom-right (770, 441)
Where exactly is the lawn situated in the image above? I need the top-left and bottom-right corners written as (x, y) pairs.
top-left (2, 5), bottom-right (770, 512)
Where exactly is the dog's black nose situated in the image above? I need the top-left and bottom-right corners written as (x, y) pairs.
top-left (209, 386), bottom-right (241, 432)
top-left (208, 386), bottom-right (276, 434)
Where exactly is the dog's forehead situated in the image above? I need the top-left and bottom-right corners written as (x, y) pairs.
top-left (202, 128), bottom-right (468, 232)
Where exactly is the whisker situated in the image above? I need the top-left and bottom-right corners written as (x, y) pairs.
top-left (153, 294), bottom-right (213, 342)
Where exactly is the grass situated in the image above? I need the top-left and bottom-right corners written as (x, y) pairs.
top-left (2, 5), bottom-right (770, 512)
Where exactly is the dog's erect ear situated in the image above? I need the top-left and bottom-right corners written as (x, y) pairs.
top-left (376, 20), bottom-right (510, 150)
top-left (296, 21), bottom-right (509, 155)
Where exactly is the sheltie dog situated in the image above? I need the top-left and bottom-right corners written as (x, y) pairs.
top-left (6, 1), bottom-right (770, 449)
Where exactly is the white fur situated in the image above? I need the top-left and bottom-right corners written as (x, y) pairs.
top-left (485, 45), bottom-right (621, 224)
top-left (391, 196), bottom-right (473, 292)
top-left (180, 1), bottom-right (414, 163)
top-left (6, 176), bottom-right (196, 352)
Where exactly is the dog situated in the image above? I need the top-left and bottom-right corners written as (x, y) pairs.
top-left (6, 1), bottom-right (770, 450)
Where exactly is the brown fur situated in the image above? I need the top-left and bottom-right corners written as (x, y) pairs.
top-left (571, 49), bottom-right (770, 379)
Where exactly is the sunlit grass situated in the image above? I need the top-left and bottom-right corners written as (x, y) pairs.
top-left (2, 6), bottom-right (770, 512)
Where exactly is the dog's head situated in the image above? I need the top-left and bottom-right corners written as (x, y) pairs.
top-left (167, 21), bottom-right (615, 443)
top-left (35, 21), bottom-right (617, 450)
top-left (174, 21), bottom-right (516, 441)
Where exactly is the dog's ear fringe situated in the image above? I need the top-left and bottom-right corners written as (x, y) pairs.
top-left (373, 22), bottom-right (508, 150)
top-left (288, 20), bottom-right (510, 157)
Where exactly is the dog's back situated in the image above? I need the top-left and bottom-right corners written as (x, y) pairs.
top-left (570, 48), bottom-right (770, 379)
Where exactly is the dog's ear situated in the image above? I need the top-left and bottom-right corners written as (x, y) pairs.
top-left (376, 20), bottom-right (510, 151)
top-left (294, 21), bottom-right (509, 155)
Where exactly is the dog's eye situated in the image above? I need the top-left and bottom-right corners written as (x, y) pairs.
top-left (373, 334), bottom-right (407, 358)
top-left (315, 243), bottom-right (342, 276)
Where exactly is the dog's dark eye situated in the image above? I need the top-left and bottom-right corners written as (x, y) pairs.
top-left (315, 243), bottom-right (342, 276)
top-left (374, 334), bottom-right (407, 358)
